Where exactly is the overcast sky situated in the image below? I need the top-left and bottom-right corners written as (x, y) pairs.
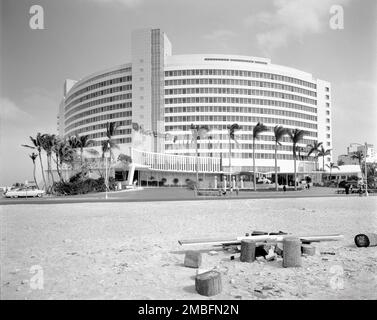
top-left (0, 0), bottom-right (376, 186)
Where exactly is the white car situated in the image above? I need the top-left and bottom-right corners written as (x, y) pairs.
top-left (258, 177), bottom-right (272, 184)
top-left (4, 187), bottom-right (45, 198)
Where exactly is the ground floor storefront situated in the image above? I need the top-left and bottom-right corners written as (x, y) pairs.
top-left (114, 164), bottom-right (323, 190)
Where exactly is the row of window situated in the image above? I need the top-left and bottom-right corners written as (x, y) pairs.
top-left (165, 69), bottom-right (316, 89)
top-left (203, 57), bottom-right (268, 65)
top-left (165, 106), bottom-right (317, 121)
top-left (65, 111), bottom-right (132, 132)
top-left (251, 81), bottom-right (316, 97)
top-left (65, 85), bottom-right (132, 111)
top-left (64, 94), bottom-right (132, 119)
top-left (252, 90), bottom-right (316, 105)
top-left (166, 151), bottom-right (314, 160)
top-left (165, 88), bottom-right (316, 105)
top-left (90, 137), bottom-right (132, 147)
top-left (166, 78), bottom-right (251, 87)
top-left (66, 76), bottom-right (132, 105)
top-left (165, 79), bottom-right (316, 97)
top-left (165, 125), bottom-right (317, 138)
top-left (164, 95), bottom-right (316, 107)
top-left (73, 67), bottom-right (131, 93)
top-left (165, 87), bottom-right (252, 96)
top-left (166, 133), bottom-right (317, 145)
top-left (164, 115), bottom-right (317, 129)
top-left (83, 129), bottom-right (132, 140)
top-left (254, 99), bottom-right (316, 113)
top-left (67, 120), bottom-right (132, 137)
top-left (167, 142), bottom-right (308, 152)
top-left (65, 102), bottom-right (132, 126)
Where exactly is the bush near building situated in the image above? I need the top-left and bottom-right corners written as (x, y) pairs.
top-left (52, 172), bottom-right (116, 195)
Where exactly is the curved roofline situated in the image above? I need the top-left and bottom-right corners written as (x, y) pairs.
top-left (69, 62), bottom-right (132, 93)
top-left (166, 53), bottom-right (270, 64)
top-left (165, 54), bottom-right (315, 80)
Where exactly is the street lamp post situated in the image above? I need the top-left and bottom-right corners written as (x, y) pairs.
top-left (364, 142), bottom-right (368, 197)
top-left (228, 132), bottom-right (232, 188)
top-left (105, 142), bottom-right (110, 200)
top-left (105, 153), bottom-right (108, 200)
top-left (351, 142), bottom-right (368, 197)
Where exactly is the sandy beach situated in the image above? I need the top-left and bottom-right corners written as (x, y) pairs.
top-left (1, 196), bottom-right (376, 300)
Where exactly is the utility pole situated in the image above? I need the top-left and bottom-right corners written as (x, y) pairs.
top-left (105, 141), bottom-right (110, 200)
top-left (105, 154), bottom-right (108, 200)
top-left (228, 132), bottom-right (232, 189)
top-left (365, 142), bottom-right (368, 197)
top-left (196, 138), bottom-right (199, 184)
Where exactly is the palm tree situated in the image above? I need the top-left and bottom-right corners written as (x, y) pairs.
top-left (326, 162), bottom-right (340, 183)
top-left (101, 122), bottom-right (119, 190)
top-left (105, 121), bottom-right (119, 160)
top-left (29, 152), bottom-right (39, 189)
top-left (208, 135), bottom-right (213, 158)
top-left (53, 138), bottom-right (76, 182)
top-left (318, 145), bottom-right (332, 171)
top-left (273, 126), bottom-right (289, 191)
top-left (76, 134), bottom-right (94, 166)
top-left (227, 123), bottom-right (241, 185)
top-left (68, 135), bottom-right (79, 149)
top-left (22, 133), bottom-right (46, 190)
top-left (288, 129), bottom-right (306, 190)
top-left (307, 141), bottom-right (323, 170)
top-left (252, 122), bottom-right (268, 191)
top-left (40, 133), bottom-right (57, 186)
top-left (190, 123), bottom-right (209, 183)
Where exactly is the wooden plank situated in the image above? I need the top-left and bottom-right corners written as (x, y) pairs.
top-left (178, 234), bottom-right (343, 246)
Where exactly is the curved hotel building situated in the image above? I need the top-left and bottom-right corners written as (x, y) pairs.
top-left (58, 28), bottom-right (332, 187)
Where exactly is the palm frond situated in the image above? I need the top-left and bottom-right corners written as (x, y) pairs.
top-left (253, 122), bottom-right (268, 140)
top-left (273, 125), bottom-right (289, 144)
top-left (307, 141), bottom-right (323, 157)
top-left (326, 162), bottom-right (340, 170)
top-left (22, 144), bottom-right (35, 149)
top-left (228, 123), bottom-right (241, 140)
top-left (318, 146), bottom-right (332, 157)
top-left (289, 129), bottom-right (306, 144)
top-left (106, 121), bottom-right (119, 139)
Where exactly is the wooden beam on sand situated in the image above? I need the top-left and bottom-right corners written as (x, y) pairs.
top-left (178, 234), bottom-right (344, 246)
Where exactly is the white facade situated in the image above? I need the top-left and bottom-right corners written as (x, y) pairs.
top-left (58, 28), bottom-right (333, 176)
top-left (164, 54), bottom-right (331, 173)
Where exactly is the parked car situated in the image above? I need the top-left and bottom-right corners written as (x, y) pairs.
top-left (338, 180), bottom-right (359, 189)
top-left (257, 177), bottom-right (272, 184)
top-left (4, 187), bottom-right (45, 198)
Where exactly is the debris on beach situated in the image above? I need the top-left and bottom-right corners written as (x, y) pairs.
top-left (301, 244), bottom-right (316, 256)
top-left (195, 270), bottom-right (222, 296)
top-left (196, 268), bottom-right (214, 276)
top-left (354, 233), bottom-right (377, 247)
top-left (184, 250), bottom-right (202, 268)
top-left (320, 251), bottom-right (335, 255)
top-left (178, 230), bottom-right (348, 297)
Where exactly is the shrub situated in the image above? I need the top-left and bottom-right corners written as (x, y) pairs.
top-left (186, 179), bottom-right (197, 190)
top-left (173, 178), bottom-right (179, 185)
top-left (53, 176), bottom-right (116, 195)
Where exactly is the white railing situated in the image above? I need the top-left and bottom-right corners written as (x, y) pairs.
top-left (131, 148), bottom-right (221, 173)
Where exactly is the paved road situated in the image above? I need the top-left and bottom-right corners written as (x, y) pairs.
top-left (0, 187), bottom-right (371, 205)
